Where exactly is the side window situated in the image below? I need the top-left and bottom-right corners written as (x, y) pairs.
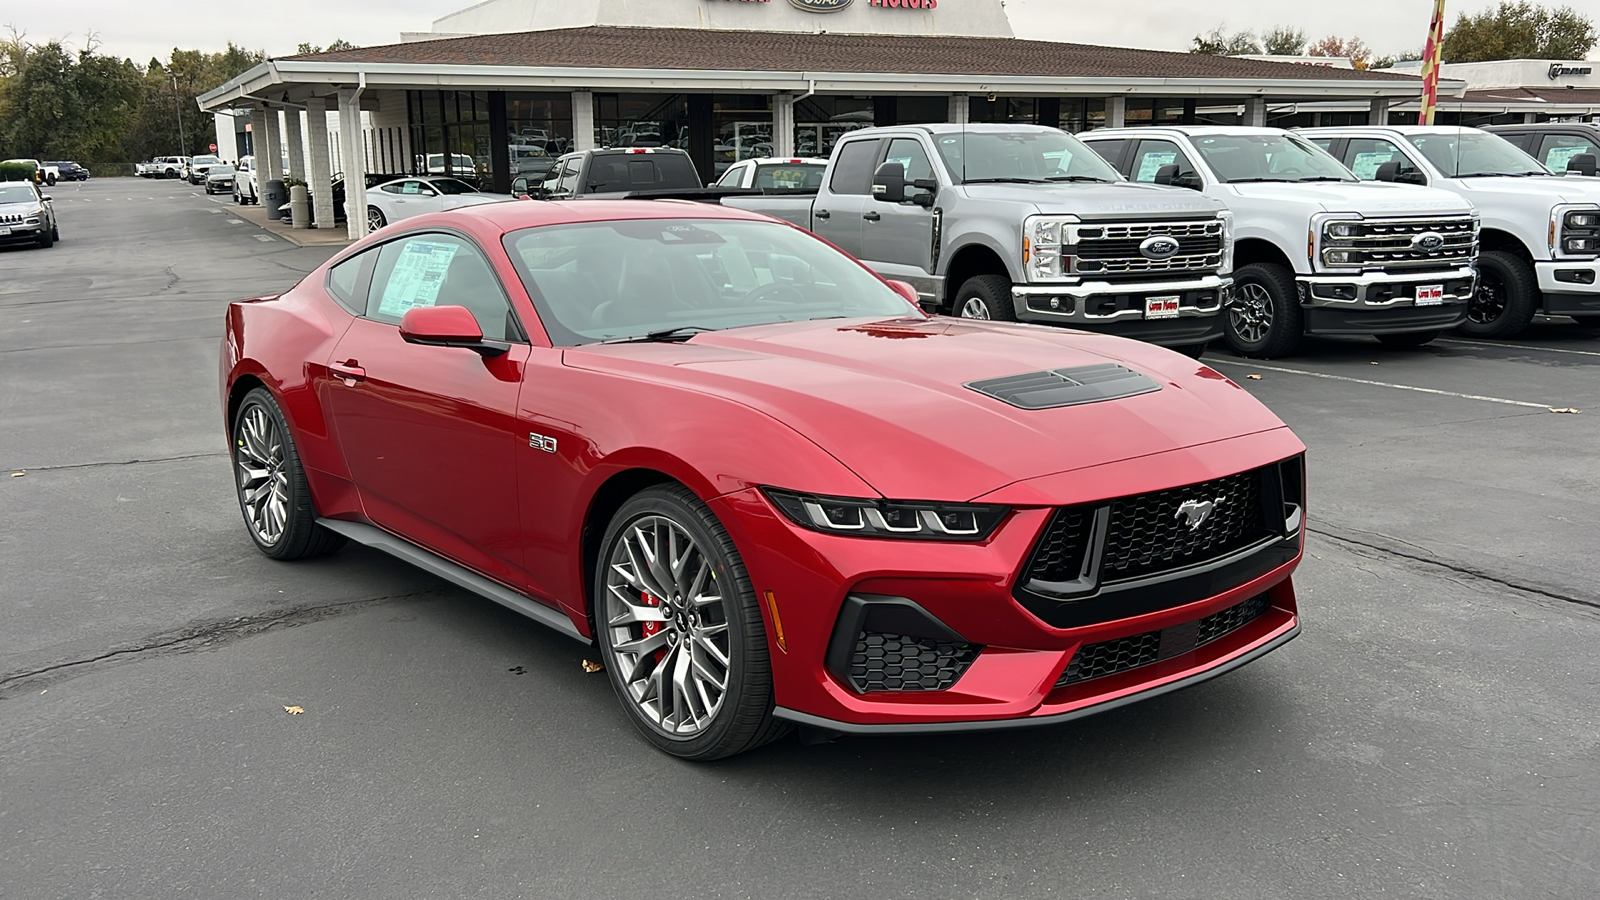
top-left (1344, 138), bottom-right (1420, 181)
top-left (365, 234), bottom-right (521, 342)
top-left (1537, 134), bottom-right (1600, 173)
top-left (714, 163), bottom-right (745, 187)
top-left (1130, 140), bottom-right (1197, 184)
top-left (829, 139), bottom-right (882, 195)
top-left (325, 249), bottom-right (374, 315)
top-left (555, 161), bottom-right (582, 196)
top-left (381, 182), bottom-right (405, 194)
top-left (883, 138), bottom-right (936, 201)
top-left (1083, 139), bottom-right (1129, 175)
top-left (1495, 132), bottom-right (1534, 152)
top-left (1307, 138), bottom-right (1336, 153)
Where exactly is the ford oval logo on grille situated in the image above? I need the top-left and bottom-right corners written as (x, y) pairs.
top-left (1412, 231), bottom-right (1445, 252)
top-left (789, 0), bottom-right (852, 11)
top-left (1140, 236), bottom-right (1181, 260)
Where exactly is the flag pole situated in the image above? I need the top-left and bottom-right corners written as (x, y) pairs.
top-left (1418, 0), bottom-right (1447, 125)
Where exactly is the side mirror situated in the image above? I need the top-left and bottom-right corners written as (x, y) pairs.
top-left (1154, 163), bottom-right (1180, 185)
top-left (885, 279), bottom-right (920, 305)
top-left (40, 195), bottom-right (51, 202)
top-left (910, 177), bottom-right (939, 207)
top-left (1566, 153), bottom-right (1598, 176)
top-left (872, 161), bottom-right (907, 204)
top-left (399, 306), bottom-right (508, 357)
top-left (1373, 160), bottom-right (1401, 183)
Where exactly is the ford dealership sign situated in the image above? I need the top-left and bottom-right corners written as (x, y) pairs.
top-left (789, 0), bottom-right (852, 10)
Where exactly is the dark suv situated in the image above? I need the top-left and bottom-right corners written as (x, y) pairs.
top-left (45, 161), bottom-right (89, 182)
top-left (1481, 123), bottom-right (1600, 176)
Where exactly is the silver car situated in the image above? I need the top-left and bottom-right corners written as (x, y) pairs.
top-left (205, 165), bottom-right (237, 195)
top-left (0, 180), bottom-right (58, 249)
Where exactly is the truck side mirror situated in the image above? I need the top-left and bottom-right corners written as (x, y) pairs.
top-left (1154, 163), bottom-right (1180, 185)
top-left (1373, 161), bottom-right (1401, 183)
top-left (872, 162), bottom-right (907, 204)
top-left (1566, 153), bottom-right (1597, 176)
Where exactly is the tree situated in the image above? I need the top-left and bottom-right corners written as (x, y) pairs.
top-left (1441, 1), bottom-right (1597, 61)
top-left (296, 39), bottom-right (359, 55)
top-left (1191, 26), bottom-right (1262, 56)
top-left (1262, 26), bottom-right (1307, 56)
top-left (1308, 35), bottom-right (1374, 68)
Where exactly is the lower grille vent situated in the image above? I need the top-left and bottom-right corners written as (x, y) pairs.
top-left (1055, 593), bottom-right (1272, 689)
top-left (850, 632), bottom-right (978, 692)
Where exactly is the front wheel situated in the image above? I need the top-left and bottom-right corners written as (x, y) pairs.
top-left (230, 387), bottom-right (346, 560)
top-left (367, 206), bottom-right (387, 232)
top-left (1375, 330), bottom-right (1443, 349)
top-left (953, 273), bottom-right (1016, 321)
top-left (1226, 263), bottom-right (1304, 358)
top-left (1461, 250), bottom-right (1537, 339)
top-left (595, 484), bottom-right (787, 760)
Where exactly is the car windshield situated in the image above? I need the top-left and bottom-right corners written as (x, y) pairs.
top-left (1406, 131), bottom-right (1549, 177)
top-left (1189, 133), bottom-right (1355, 183)
top-left (430, 178), bottom-right (479, 195)
top-left (0, 184), bottom-right (38, 203)
top-left (193, 156), bottom-right (221, 166)
top-left (209, 165), bottom-right (236, 175)
top-left (504, 218), bottom-right (915, 345)
top-left (754, 163), bottom-right (826, 190)
top-left (934, 130), bottom-right (1122, 183)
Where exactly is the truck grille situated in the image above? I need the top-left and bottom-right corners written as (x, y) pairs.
top-left (1073, 219), bottom-right (1225, 280)
top-left (1325, 216), bottom-right (1476, 271)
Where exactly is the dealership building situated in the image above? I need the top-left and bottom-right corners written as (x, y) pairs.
top-left (200, 0), bottom-right (1457, 238)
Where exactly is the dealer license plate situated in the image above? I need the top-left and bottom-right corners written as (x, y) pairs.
top-left (1144, 296), bottom-right (1181, 320)
top-left (0, 227), bottom-right (10, 236)
top-left (1415, 284), bottom-right (1444, 306)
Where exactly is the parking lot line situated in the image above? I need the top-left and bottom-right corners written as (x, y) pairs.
top-left (227, 219), bottom-right (244, 225)
top-left (1207, 358), bottom-right (1561, 409)
top-left (1435, 338), bottom-right (1600, 358)
top-left (254, 235), bottom-right (275, 242)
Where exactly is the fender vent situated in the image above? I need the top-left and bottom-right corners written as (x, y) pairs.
top-left (965, 363), bottom-right (1160, 410)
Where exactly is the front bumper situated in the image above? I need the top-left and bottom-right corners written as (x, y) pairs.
top-left (1535, 260), bottom-right (1600, 316)
top-left (713, 430), bottom-right (1305, 732)
top-left (0, 220), bottom-right (45, 243)
top-left (1011, 275), bottom-right (1229, 347)
top-left (1297, 266), bottom-right (1475, 334)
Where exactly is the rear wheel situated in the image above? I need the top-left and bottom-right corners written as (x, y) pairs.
top-left (230, 387), bottom-right (346, 560)
top-left (595, 484), bottom-right (787, 760)
top-left (1461, 250), bottom-right (1537, 339)
top-left (1375, 330), bottom-right (1442, 349)
top-left (1226, 263), bottom-right (1303, 358)
top-left (367, 206), bottom-right (387, 231)
top-left (953, 274), bottom-right (1016, 321)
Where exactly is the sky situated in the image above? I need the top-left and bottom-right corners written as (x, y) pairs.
top-left (0, 0), bottom-right (1565, 64)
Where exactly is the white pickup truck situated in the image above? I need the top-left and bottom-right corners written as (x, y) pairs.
top-left (1079, 127), bottom-right (1479, 357)
top-left (1301, 125), bottom-right (1600, 334)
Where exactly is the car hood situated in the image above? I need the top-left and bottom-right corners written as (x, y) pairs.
top-left (1224, 180), bottom-right (1472, 215)
top-left (1451, 175), bottom-right (1600, 206)
top-left (563, 317), bottom-right (1288, 501)
top-left (0, 200), bottom-right (43, 212)
top-left (957, 181), bottom-right (1224, 217)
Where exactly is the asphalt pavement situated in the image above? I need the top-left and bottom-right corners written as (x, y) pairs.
top-left (3, 177), bottom-right (1599, 899)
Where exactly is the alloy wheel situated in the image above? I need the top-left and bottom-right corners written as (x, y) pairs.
top-left (603, 515), bottom-right (731, 737)
top-left (367, 208), bottom-right (385, 232)
top-left (234, 403), bottom-right (290, 546)
top-left (1230, 282), bottom-right (1274, 344)
top-left (959, 297), bottom-right (991, 319)
top-left (1469, 271), bottom-right (1506, 325)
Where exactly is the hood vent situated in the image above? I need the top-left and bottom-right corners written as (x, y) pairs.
top-left (965, 363), bottom-right (1160, 410)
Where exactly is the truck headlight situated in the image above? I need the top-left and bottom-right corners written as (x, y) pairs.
top-left (763, 488), bottom-right (1009, 542)
top-left (1553, 203), bottom-right (1600, 258)
top-left (1313, 213), bottom-right (1365, 271)
top-left (1217, 209), bottom-right (1234, 274)
top-left (1023, 214), bottom-right (1080, 282)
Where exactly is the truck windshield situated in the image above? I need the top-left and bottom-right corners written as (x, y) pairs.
top-left (504, 218), bottom-right (914, 345)
top-left (934, 131), bottom-right (1121, 184)
top-left (1190, 134), bottom-right (1354, 183)
top-left (1405, 131), bottom-right (1549, 178)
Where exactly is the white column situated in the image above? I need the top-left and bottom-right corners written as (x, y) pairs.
top-left (1368, 98), bottom-right (1392, 126)
top-left (258, 106), bottom-right (283, 185)
top-left (1245, 97), bottom-right (1268, 127)
top-left (948, 94), bottom-right (970, 125)
top-left (282, 109), bottom-right (306, 181)
top-left (573, 90), bottom-right (596, 151)
top-left (773, 93), bottom-right (796, 158)
top-left (339, 88), bottom-right (369, 240)
top-left (1105, 96), bottom-right (1127, 128)
top-left (304, 97), bottom-right (337, 230)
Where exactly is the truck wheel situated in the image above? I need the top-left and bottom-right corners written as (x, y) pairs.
top-left (954, 274), bottom-right (1016, 321)
top-left (1461, 250), bottom-right (1537, 339)
top-left (1375, 330), bottom-right (1442, 349)
top-left (1226, 263), bottom-right (1303, 358)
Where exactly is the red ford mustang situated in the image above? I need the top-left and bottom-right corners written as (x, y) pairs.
top-left (221, 200), bottom-right (1305, 759)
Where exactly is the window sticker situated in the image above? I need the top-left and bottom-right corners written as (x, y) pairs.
top-left (1135, 151), bottom-right (1178, 182)
top-left (1350, 151), bottom-right (1396, 180)
top-left (378, 240), bottom-right (459, 318)
top-left (1545, 145), bottom-right (1591, 172)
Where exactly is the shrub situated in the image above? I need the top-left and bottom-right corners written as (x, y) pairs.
top-left (0, 161), bottom-right (40, 182)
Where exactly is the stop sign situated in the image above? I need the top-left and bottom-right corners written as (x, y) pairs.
top-left (210, 143), bottom-right (218, 152)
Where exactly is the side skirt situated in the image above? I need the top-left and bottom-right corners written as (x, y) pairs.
top-left (317, 518), bottom-right (590, 645)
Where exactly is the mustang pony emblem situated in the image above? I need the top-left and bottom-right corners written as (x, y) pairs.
top-left (1175, 497), bottom-right (1225, 532)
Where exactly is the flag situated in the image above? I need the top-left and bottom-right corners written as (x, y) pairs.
top-left (1418, 0), bottom-right (1447, 125)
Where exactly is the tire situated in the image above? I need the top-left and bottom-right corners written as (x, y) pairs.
top-left (50, 224), bottom-right (59, 241)
top-left (367, 206), bottom-right (387, 231)
top-left (594, 484), bottom-right (789, 760)
top-left (230, 387), bottom-right (346, 561)
top-left (35, 226), bottom-right (53, 249)
top-left (1375, 330), bottom-right (1442, 349)
top-left (1226, 262), bottom-right (1304, 358)
top-left (1172, 342), bottom-right (1209, 359)
top-left (45, 174), bottom-right (56, 186)
top-left (953, 273), bottom-right (1016, 321)
top-left (1461, 250), bottom-right (1538, 339)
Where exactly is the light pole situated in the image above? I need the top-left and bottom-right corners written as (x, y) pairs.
top-left (170, 72), bottom-right (189, 158)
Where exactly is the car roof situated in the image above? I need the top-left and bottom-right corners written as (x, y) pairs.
top-left (1300, 125), bottom-right (1494, 136)
top-left (1481, 122), bottom-right (1600, 132)
top-left (1084, 126), bottom-right (1294, 139)
top-left (470, 198), bottom-right (786, 233)
top-left (743, 157), bottom-right (828, 165)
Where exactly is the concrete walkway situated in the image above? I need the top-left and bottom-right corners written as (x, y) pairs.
top-left (230, 200), bottom-right (351, 248)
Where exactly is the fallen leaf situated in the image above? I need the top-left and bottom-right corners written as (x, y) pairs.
top-left (9, 472), bottom-right (23, 478)
top-left (581, 660), bottom-right (604, 673)
top-left (1370, 361), bottom-right (1380, 366)
top-left (283, 705), bottom-right (305, 715)
top-left (1549, 407), bottom-right (1582, 414)
top-left (1246, 374), bottom-right (1263, 381)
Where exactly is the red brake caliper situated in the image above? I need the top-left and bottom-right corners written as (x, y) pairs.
top-left (640, 593), bottom-right (667, 663)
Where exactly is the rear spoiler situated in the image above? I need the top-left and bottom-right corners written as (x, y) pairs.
top-left (618, 187), bottom-right (763, 203)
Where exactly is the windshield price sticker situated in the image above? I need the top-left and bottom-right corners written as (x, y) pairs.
top-left (1145, 296), bottom-right (1181, 319)
top-left (1415, 285), bottom-right (1444, 306)
top-left (377, 240), bottom-right (460, 317)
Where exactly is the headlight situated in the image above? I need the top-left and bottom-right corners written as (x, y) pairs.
top-left (1325, 249), bottom-right (1356, 265)
top-left (1566, 212), bottom-right (1600, 229)
top-left (1023, 214), bottom-right (1080, 282)
top-left (1315, 213), bottom-right (1365, 270)
top-left (762, 488), bottom-right (1009, 542)
top-left (1327, 222), bottom-right (1360, 238)
top-left (1554, 204), bottom-right (1600, 257)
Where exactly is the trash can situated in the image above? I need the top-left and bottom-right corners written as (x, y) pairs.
top-left (263, 179), bottom-right (287, 221)
top-left (289, 184), bottom-right (310, 229)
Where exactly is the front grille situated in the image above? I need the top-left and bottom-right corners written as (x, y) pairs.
top-left (1055, 593), bottom-right (1272, 688)
top-left (0, 213), bottom-right (25, 225)
top-left (1328, 217), bottom-right (1476, 271)
top-left (1101, 470), bottom-right (1265, 582)
top-left (1073, 219), bottom-right (1225, 281)
top-left (849, 632), bottom-right (979, 692)
top-left (1028, 507), bottom-right (1094, 583)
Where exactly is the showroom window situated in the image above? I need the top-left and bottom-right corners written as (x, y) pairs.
top-left (594, 94), bottom-right (689, 151)
top-left (712, 94), bottom-right (773, 175)
top-left (795, 96), bottom-right (875, 158)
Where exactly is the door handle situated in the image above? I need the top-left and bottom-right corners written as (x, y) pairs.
top-left (330, 360), bottom-right (365, 384)
top-left (863, 211), bottom-right (881, 221)
top-left (814, 209), bottom-right (831, 220)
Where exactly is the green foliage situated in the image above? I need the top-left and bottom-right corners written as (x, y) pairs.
top-left (295, 39), bottom-right (359, 56)
top-left (1191, 27), bottom-right (1262, 56)
top-left (1442, 1), bottom-right (1597, 62)
top-left (1262, 26), bottom-right (1307, 56)
top-left (0, 160), bottom-right (39, 181)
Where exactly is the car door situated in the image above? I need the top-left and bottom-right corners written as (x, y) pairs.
top-left (812, 137), bottom-right (880, 258)
top-left (385, 180), bottom-right (443, 221)
top-left (324, 231), bottom-right (533, 585)
top-left (1536, 132), bottom-right (1600, 174)
top-left (861, 136), bottom-right (939, 298)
